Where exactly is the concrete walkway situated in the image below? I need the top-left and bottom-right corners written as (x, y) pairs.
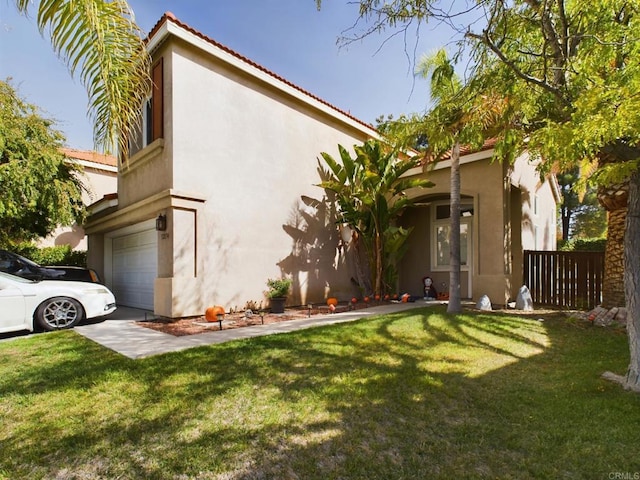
top-left (75, 302), bottom-right (435, 359)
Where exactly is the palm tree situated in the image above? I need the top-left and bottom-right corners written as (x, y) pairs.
top-left (14, 0), bottom-right (150, 156)
top-left (416, 50), bottom-right (484, 313)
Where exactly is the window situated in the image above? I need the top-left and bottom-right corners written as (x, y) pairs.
top-left (126, 58), bottom-right (163, 158)
top-left (431, 201), bottom-right (473, 271)
top-left (435, 222), bottom-right (470, 268)
top-left (142, 96), bottom-right (153, 147)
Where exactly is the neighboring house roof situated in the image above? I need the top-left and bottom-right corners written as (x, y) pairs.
top-left (446, 138), bottom-right (498, 159)
top-left (417, 138), bottom-right (498, 164)
top-left (61, 148), bottom-right (118, 171)
top-left (88, 192), bottom-right (119, 216)
top-left (146, 12), bottom-right (378, 136)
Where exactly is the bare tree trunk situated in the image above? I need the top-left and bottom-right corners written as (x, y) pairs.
top-left (624, 169), bottom-right (640, 391)
top-left (448, 141), bottom-right (462, 314)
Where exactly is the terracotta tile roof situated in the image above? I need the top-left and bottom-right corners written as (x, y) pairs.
top-left (147, 12), bottom-right (377, 133)
top-left (421, 138), bottom-right (498, 164)
top-left (61, 147), bottom-right (117, 167)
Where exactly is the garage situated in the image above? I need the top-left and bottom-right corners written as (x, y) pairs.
top-left (111, 227), bottom-right (157, 310)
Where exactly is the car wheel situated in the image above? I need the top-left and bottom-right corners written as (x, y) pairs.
top-left (35, 297), bottom-right (84, 331)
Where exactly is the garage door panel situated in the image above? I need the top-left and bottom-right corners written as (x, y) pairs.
top-left (112, 228), bottom-right (157, 310)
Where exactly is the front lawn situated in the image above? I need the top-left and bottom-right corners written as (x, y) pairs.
top-left (1, 306), bottom-right (638, 479)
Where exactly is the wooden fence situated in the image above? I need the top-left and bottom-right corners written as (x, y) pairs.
top-left (523, 250), bottom-right (604, 310)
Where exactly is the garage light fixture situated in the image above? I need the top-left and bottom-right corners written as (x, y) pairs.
top-left (156, 214), bottom-right (167, 231)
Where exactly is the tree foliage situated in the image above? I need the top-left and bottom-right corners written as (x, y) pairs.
top-left (14, 0), bottom-right (151, 156)
top-left (317, 140), bottom-right (433, 296)
top-left (0, 80), bottom-right (86, 246)
top-left (316, 0), bottom-right (640, 391)
top-left (318, 0), bottom-right (640, 173)
top-left (557, 169), bottom-right (607, 241)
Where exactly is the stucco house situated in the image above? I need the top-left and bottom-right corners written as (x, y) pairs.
top-left (85, 12), bottom-right (558, 317)
top-left (39, 148), bottom-right (117, 250)
top-left (399, 142), bottom-right (559, 304)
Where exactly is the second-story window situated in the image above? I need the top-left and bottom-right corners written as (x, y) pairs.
top-left (143, 96), bottom-right (153, 147)
top-left (127, 58), bottom-right (164, 159)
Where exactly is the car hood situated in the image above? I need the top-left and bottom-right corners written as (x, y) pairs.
top-left (36, 279), bottom-right (110, 291)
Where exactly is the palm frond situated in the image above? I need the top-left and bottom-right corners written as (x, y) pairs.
top-left (16, 0), bottom-right (151, 156)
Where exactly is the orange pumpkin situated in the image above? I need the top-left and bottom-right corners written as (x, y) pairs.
top-left (327, 297), bottom-right (339, 306)
top-left (364, 296), bottom-right (370, 303)
top-left (351, 297), bottom-right (358, 304)
top-left (205, 305), bottom-right (225, 322)
top-left (374, 294), bottom-right (380, 301)
top-left (384, 294), bottom-right (390, 301)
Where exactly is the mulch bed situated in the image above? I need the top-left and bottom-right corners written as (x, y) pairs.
top-left (136, 303), bottom-right (381, 337)
top-left (136, 301), bottom-right (584, 337)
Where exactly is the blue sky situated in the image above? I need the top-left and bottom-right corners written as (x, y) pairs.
top-left (0, 1), bottom-right (460, 152)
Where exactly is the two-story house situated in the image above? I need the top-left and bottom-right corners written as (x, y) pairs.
top-left (85, 12), bottom-right (558, 318)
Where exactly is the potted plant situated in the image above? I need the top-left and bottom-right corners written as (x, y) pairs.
top-left (265, 277), bottom-right (292, 314)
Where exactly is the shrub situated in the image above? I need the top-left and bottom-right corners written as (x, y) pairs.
top-left (11, 243), bottom-right (87, 267)
top-left (557, 237), bottom-right (606, 252)
top-left (265, 278), bottom-right (292, 298)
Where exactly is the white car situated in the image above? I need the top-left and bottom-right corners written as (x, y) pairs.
top-left (0, 271), bottom-right (117, 333)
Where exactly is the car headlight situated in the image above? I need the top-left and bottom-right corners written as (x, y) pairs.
top-left (83, 288), bottom-right (110, 295)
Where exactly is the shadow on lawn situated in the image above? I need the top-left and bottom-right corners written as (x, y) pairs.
top-left (1, 306), bottom-right (639, 479)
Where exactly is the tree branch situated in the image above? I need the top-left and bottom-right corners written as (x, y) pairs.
top-left (466, 30), bottom-right (569, 105)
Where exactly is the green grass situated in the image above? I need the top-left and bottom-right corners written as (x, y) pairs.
top-left (1, 306), bottom-right (638, 479)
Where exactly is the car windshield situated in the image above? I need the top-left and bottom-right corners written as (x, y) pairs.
top-left (0, 271), bottom-right (37, 283)
top-left (12, 252), bottom-right (41, 268)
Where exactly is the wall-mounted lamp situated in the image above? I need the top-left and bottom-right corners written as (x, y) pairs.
top-left (156, 213), bottom-right (167, 231)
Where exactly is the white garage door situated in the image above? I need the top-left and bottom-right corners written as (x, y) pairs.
top-left (112, 228), bottom-right (157, 310)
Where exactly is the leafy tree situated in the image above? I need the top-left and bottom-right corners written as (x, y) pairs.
top-left (316, 0), bottom-right (640, 391)
top-left (557, 169), bottom-right (606, 241)
top-left (0, 80), bottom-right (85, 245)
top-left (13, 0), bottom-right (150, 156)
top-left (317, 140), bottom-right (433, 296)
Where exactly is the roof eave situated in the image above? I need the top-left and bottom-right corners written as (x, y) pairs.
top-left (146, 13), bottom-right (379, 139)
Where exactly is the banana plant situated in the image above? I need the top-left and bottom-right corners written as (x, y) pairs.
top-left (318, 139), bottom-right (433, 296)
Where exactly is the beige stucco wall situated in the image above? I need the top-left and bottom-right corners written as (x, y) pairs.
top-left (510, 153), bottom-right (558, 251)
top-left (400, 155), bottom-right (510, 304)
top-left (40, 165), bottom-right (117, 250)
top-left (156, 39), bottom-right (375, 316)
top-left (399, 151), bottom-right (557, 306)
top-left (117, 42), bottom-right (174, 210)
top-left (509, 152), bottom-right (558, 296)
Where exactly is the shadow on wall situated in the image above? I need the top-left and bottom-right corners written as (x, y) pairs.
top-left (278, 192), bottom-right (359, 305)
top-left (54, 225), bottom-right (84, 249)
